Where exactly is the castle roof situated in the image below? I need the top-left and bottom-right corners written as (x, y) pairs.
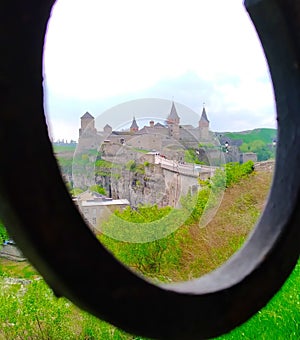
top-left (167, 101), bottom-right (180, 122)
top-left (81, 112), bottom-right (94, 119)
top-left (138, 126), bottom-right (150, 134)
top-left (200, 107), bottom-right (209, 123)
top-left (154, 122), bottom-right (166, 128)
top-left (130, 117), bottom-right (139, 130)
top-left (111, 131), bottom-right (132, 136)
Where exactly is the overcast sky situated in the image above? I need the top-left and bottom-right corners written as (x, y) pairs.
top-left (43, 0), bottom-right (276, 141)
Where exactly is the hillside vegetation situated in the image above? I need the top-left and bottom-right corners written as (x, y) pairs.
top-left (99, 161), bottom-right (256, 280)
top-left (224, 128), bottom-right (277, 145)
top-left (1, 161), bottom-right (298, 339)
top-left (224, 128), bottom-right (277, 161)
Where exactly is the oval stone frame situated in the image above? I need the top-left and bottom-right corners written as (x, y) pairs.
top-left (0, 0), bottom-right (299, 339)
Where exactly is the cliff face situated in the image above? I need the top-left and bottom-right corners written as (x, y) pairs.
top-left (95, 163), bottom-right (201, 208)
top-left (62, 151), bottom-right (200, 208)
top-left (96, 163), bottom-right (171, 208)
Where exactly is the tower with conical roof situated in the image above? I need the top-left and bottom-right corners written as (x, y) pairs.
top-left (167, 101), bottom-right (180, 125)
top-left (130, 117), bottom-right (139, 133)
top-left (167, 101), bottom-right (180, 139)
top-left (199, 105), bottom-right (210, 140)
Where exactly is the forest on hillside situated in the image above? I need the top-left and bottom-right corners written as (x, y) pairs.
top-left (224, 128), bottom-right (277, 161)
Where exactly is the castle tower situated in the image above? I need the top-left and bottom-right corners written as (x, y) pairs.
top-left (79, 112), bottom-right (97, 137)
top-left (167, 101), bottom-right (180, 125)
top-left (199, 105), bottom-right (210, 140)
top-left (104, 124), bottom-right (112, 134)
top-left (130, 117), bottom-right (139, 133)
top-left (167, 101), bottom-right (180, 139)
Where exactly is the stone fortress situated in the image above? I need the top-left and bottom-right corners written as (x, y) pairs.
top-left (77, 101), bottom-right (257, 165)
top-left (78, 101), bottom-right (223, 163)
top-left (73, 102), bottom-right (257, 228)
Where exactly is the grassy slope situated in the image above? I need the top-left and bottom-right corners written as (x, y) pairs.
top-left (224, 128), bottom-right (277, 144)
top-left (217, 260), bottom-right (299, 340)
top-left (0, 259), bottom-right (39, 279)
top-left (0, 168), bottom-right (299, 339)
top-left (52, 144), bottom-right (76, 154)
top-left (166, 170), bottom-right (273, 281)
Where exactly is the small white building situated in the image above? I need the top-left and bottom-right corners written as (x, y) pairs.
top-left (240, 152), bottom-right (258, 163)
top-left (74, 191), bottom-right (129, 233)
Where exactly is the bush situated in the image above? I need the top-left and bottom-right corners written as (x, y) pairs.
top-left (181, 189), bottom-right (211, 225)
top-left (99, 205), bottom-right (185, 279)
top-left (0, 221), bottom-right (9, 245)
top-left (70, 187), bottom-right (84, 197)
top-left (89, 184), bottom-right (107, 196)
top-left (240, 140), bottom-right (273, 161)
top-left (209, 161), bottom-right (255, 190)
top-left (181, 161), bottom-right (255, 225)
top-left (184, 149), bottom-right (202, 164)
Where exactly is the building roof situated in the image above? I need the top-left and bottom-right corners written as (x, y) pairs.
top-left (76, 190), bottom-right (106, 201)
top-left (75, 190), bottom-right (129, 206)
top-left (81, 199), bottom-right (129, 207)
top-left (200, 107), bottom-right (209, 123)
top-left (81, 112), bottom-right (94, 119)
top-left (111, 131), bottom-right (134, 136)
top-left (104, 124), bottom-right (112, 130)
top-left (139, 125), bottom-right (168, 135)
top-left (181, 124), bottom-right (194, 129)
top-left (154, 122), bottom-right (166, 128)
top-left (130, 117), bottom-right (139, 130)
top-left (167, 101), bottom-right (180, 122)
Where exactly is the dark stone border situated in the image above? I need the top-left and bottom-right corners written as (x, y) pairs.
top-left (0, 0), bottom-right (299, 339)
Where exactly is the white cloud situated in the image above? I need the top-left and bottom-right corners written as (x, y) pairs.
top-left (43, 0), bottom-right (276, 140)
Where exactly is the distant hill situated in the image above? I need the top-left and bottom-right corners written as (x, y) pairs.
top-left (219, 128), bottom-right (277, 161)
top-left (222, 128), bottom-right (277, 145)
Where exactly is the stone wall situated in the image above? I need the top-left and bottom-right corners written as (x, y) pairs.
top-left (95, 163), bottom-right (200, 208)
top-left (0, 244), bottom-right (26, 261)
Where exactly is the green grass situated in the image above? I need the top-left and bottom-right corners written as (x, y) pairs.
top-left (0, 259), bottom-right (298, 339)
top-left (216, 260), bottom-right (300, 339)
top-left (0, 165), bottom-right (298, 339)
top-left (0, 259), bottom-right (39, 279)
top-left (52, 144), bottom-right (76, 154)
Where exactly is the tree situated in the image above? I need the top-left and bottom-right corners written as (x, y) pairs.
top-left (99, 205), bottom-right (184, 279)
top-left (0, 221), bottom-right (9, 244)
top-left (89, 185), bottom-right (107, 196)
top-left (240, 140), bottom-right (272, 161)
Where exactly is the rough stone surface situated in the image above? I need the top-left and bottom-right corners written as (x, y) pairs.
top-left (0, 245), bottom-right (26, 262)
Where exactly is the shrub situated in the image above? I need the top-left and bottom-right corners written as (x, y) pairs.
top-left (126, 160), bottom-right (136, 172)
top-left (89, 184), bottom-right (107, 196)
top-left (208, 161), bottom-right (255, 190)
top-left (99, 205), bottom-right (185, 279)
top-left (0, 221), bottom-right (9, 245)
top-left (182, 161), bottom-right (255, 225)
